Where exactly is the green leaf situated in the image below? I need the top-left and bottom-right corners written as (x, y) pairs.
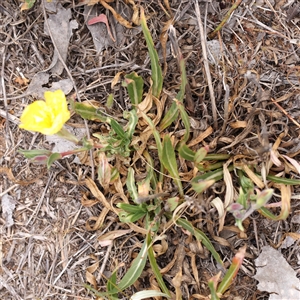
top-left (123, 110), bottom-right (138, 138)
top-left (176, 101), bottom-right (190, 143)
top-left (46, 152), bottom-right (62, 169)
top-left (117, 203), bottom-right (147, 214)
top-left (119, 211), bottom-right (147, 223)
top-left (267, 174), bottom-right (300, 185)
top-left (191, 179), bottom-right (215, 194)
top-left (208, 279), bottom-right (220, 300)
top-left (162, 135), bottom-right (183, 196)
top-left (166, 196), bottom-right (180, 212)
top-left (107, 269), bottom-right (118, 299)
top-left (131, 290), bottom-right (171, 300)
top-left (140, 9), bottom-right (163, 98)
top-left (84, 284), bottom-right (109, 298)
top-left (110, 235), bottom-right (149, 293)
top-left (110, 119), bottom-right (127, 140)
top-left (217, 246), bottom-right (246, 294)
top-left (126, 167), bottom-right (139, 202)
top-left (178, 144), bottom-right (195, 161)
top-left (21, 0), bottom-right (36, 10)
top-left (204, 153), bottom-right (231, 161)
top-left (195, 147), bottom-right (208, 164)
top-left (147, 234), bottom-right (171, 297)
top-left (69, 100), bottom-right (107, 122)
top-left (122, 72), bottom-right (144, 106)
top-left (159, 102), bottom-right (179, 131)
top-left (106, 93), bottom-right (114, 108)
top-left (172, 216), bottom-right (223, 265)
top-left (18, 149), bottom-right (52, 159)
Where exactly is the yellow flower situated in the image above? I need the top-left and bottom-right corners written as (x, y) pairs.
top-left (19, 90), bottom-right (70, 135)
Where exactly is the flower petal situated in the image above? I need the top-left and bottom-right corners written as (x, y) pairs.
top-left (19, 101), bottom-right (53, 132)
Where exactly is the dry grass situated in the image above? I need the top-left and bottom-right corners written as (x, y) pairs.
top-left (1, 0), bottom-right (300, 299)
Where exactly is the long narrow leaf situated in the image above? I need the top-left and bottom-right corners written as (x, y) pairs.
top-left (176, 100), bottom-right (190, 143)
top-left (111, 237), bottom-right (148, 293)
top-left (126, 167), bottom-right (139, 202)
top-left (160, 102), bottom-right (179, 131)
top-left (123, 72), bottom-right (144, 106)
top-left (162, 135), bottom-right (183, 196)
top-left (140, 8), bottom-right (163, 98)
top-left (110, 119), bottom-right (127, 140)
top-left (217, 246), bottom-right (246, 294)
top-left (178, 144), bottom-right (195, 161)
top-left (131, 290), bottom-right (170, 300)
top-left (147, 234), bottom-right (171, 297)
top-left (267, 174), bottom-right (300, 185)
top-left (173, 216), bottom-right (223, 265)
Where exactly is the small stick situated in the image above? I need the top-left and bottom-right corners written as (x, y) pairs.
top-left (208, 0), bottom-right (243, 40)
top-left (271, 98), bottom-right (300, 129)
top-left (194, 0), bottom-right (218, 130)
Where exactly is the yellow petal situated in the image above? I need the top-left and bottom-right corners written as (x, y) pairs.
top-left (19, 90), bottom-right (70, 135)
top-left (19, 101), bottom-right (53, 132)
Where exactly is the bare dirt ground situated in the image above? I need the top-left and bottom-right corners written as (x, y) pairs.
top-left (1, 0), bottom-right (300, 299)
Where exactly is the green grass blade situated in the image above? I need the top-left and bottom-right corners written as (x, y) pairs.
top-left (123, 72), bottom-right (144, 106)
top-left (208, 279), bottom-right (220, 300)
top-left (162, 135), bottom-right (183, 196)
top-left (126, 167), bottom-right (139, 202)
top-left (174, 216), bottom-right (223, 265)
top-left (203, 153), bottom-right (231, 161)
top-left (147, 234), bottom-right (171, 297)
top-left (159, 102), bottom-right (179, 131)
top-left (178, 144), bottom-right (195, 161)
top-left (140, 8), bottom-right (163, 98)
top-left (117, 203), bottom-right (147, 214)
top-left (267, 174), bottom-right (300, 185)
top-left (176, 100), bottom-right (190, 143)
top-left (217, 246), bottom-right (246, 294)
top-left (124, 110), bottom-right (138, 138)
top-left (107, 269), bottom-right (118, 299)
top-left (111, 237), bottom-right (148, 293)
top-left (110, 119), bottom-right (127, 140)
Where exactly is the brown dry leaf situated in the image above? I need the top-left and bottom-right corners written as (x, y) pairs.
top-left (160, 19), bottom-right (173, 75)
top-left (111, 71), bottom-right (123, 88)
top-left (164, 0), bottom-right (171, 13)
top-left (230, 120), bottom-right (247, 128)
top-left (190, 253), bottom-right (200, 291)
top-left (14, 76), bottom-right (29, 86)
top-left (81, 192), bottom-right (100, 207)
top-left (149, 275), bottom-right (162, 298)
top-left (86, 258), bottom-right (99, 289)
top-left (286, 232), bottom-right (300, 240)
top-left (172, 268), bottom-right (183, 299)
top-left (100, 0), bottom-right (133, 28)
top-left (128, 222), bottom-right (148, 235)
top-left (278, 184), bottom-right (291, 220)
top-left (86, 207), bottom-right (109, 231)
top-left (152, 238), bottom-right (168, 256)
top-left (137, 91), bottom-right (153, 115)
top-left (84, 177), bottom-right (113, 210)
top-left (241, 164), bottom-right (265, 189)
top-left (188, 126), bottom-right (213, 147)
top-left (125, 0), bottom-right (140, 25)
top-left (223, 162), bottom-right (234, 208)
top-left (0, 167), bottom-right (42, 185)
top-left (211, 197), bottom-right (226, 233)
top-left (98, 229), bottom-right (132, 246)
